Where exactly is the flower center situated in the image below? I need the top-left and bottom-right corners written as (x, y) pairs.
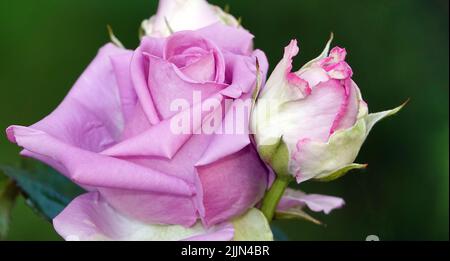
top-left (164, 32), bottom-right (225, 83)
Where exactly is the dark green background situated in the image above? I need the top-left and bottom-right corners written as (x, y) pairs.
top-left (0, 0), bottom-right (448, 240)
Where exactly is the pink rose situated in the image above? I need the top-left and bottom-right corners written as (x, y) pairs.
top-left (6, 23), bottom-right (273, 240)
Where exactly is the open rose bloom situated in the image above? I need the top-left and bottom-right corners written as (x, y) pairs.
top-left (4, 0), bottom-right (403, 241)
top-left (6, 22), bottom-right (271, 240)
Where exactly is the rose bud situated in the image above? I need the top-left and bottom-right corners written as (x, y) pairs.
top-left (141, 0), bottom-right (239, 37)
top-left (252, 36), bottom-right (405, 184)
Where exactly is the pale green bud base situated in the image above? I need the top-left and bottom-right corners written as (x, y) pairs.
top-left (260, 176), bottom-right (292, 222)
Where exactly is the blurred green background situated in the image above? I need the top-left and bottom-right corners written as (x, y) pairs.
top-left (0, 0), bottom-right (448, 240)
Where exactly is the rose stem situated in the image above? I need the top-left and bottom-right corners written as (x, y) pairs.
top-left (260, 177), bottom-right (290, 222)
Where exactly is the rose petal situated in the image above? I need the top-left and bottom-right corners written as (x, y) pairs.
top-left (53, 192), bottom-right (231, 241)
top-left (297, 67), bottom-right (329, 89)
top-left (220, 50), bottom-right (268, 98)
top-left (164, 31), bottom-right (226, 83)
top-left (280, 79), bottom-right (347, 146)
top-left (6, 126), bottom-right (194, 196)
top-left (278, 188), bottom-right (345, 214)
top-left (197, 145), bottom-right (267, 226)
top-left (180, 52), bottom-right (217, 82)
top-left (330, 79), bottom-right (360, 134)
top-left (198, 23), bottom-right (254, 55)
top-left (15, 44), bottom-right (129, 152)
top-left (146, 54), bottom-right (226, 119)
top-left (258, 40), bottom-right (311, 105)
top-left (183, 223), bottom-right (234, 241)
top-left (146, 0), bottom-right (222, 37)
top-left (110, 52), bottom-right (138, 124)
top-left (194, 99), bottom-right (252, 166)
top-left (130, 38), bottom-right (165, 125)
top-left (98, 132), bottom-right (215, 226)
top-left (101, 96), bottom-right (223, 159)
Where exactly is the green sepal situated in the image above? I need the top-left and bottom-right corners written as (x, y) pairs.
top-left (275, 207), bottom-right (323, 226)
top-left (107, 24), bottom-right (125, 48)
top-left (258, 137), bottom-right (291, 178)
top-left (300, 32), bottom-right (334, 70)
top-left (315, 163), bottom-right (368, 182)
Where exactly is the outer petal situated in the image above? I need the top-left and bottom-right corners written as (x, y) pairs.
top-left (277, 188), bottom-right (345, 214)
top-left (6, 126), bottom-right (194, 197)
top-left (53, 192), bottom-right (232, 241)
top-left (258, 40), bottom-right (311, 104)
top-left (130, 37), bottom-right (165, 125)
top-left (329, 79), bottom-right (360, 134)
top-left (5, 43), bottom-right (131, 174)
top-left (252, 40), bottom-right (313, 147)
top-left (280, 79), bottom-right (348, 145)
top-left (110, 52), bottom-right (138, 124)
top-left (254, 79), bottom-right (349, 153)
top-left (12, 44), bottom-right (129, 153)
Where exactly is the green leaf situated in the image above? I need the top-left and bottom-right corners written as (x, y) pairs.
top-left (0, 163), bottom-right (85, 221)
top-left (0, 175), bottom-right (20, 239)
top-left (270, 225), bottom-right (288, 241)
